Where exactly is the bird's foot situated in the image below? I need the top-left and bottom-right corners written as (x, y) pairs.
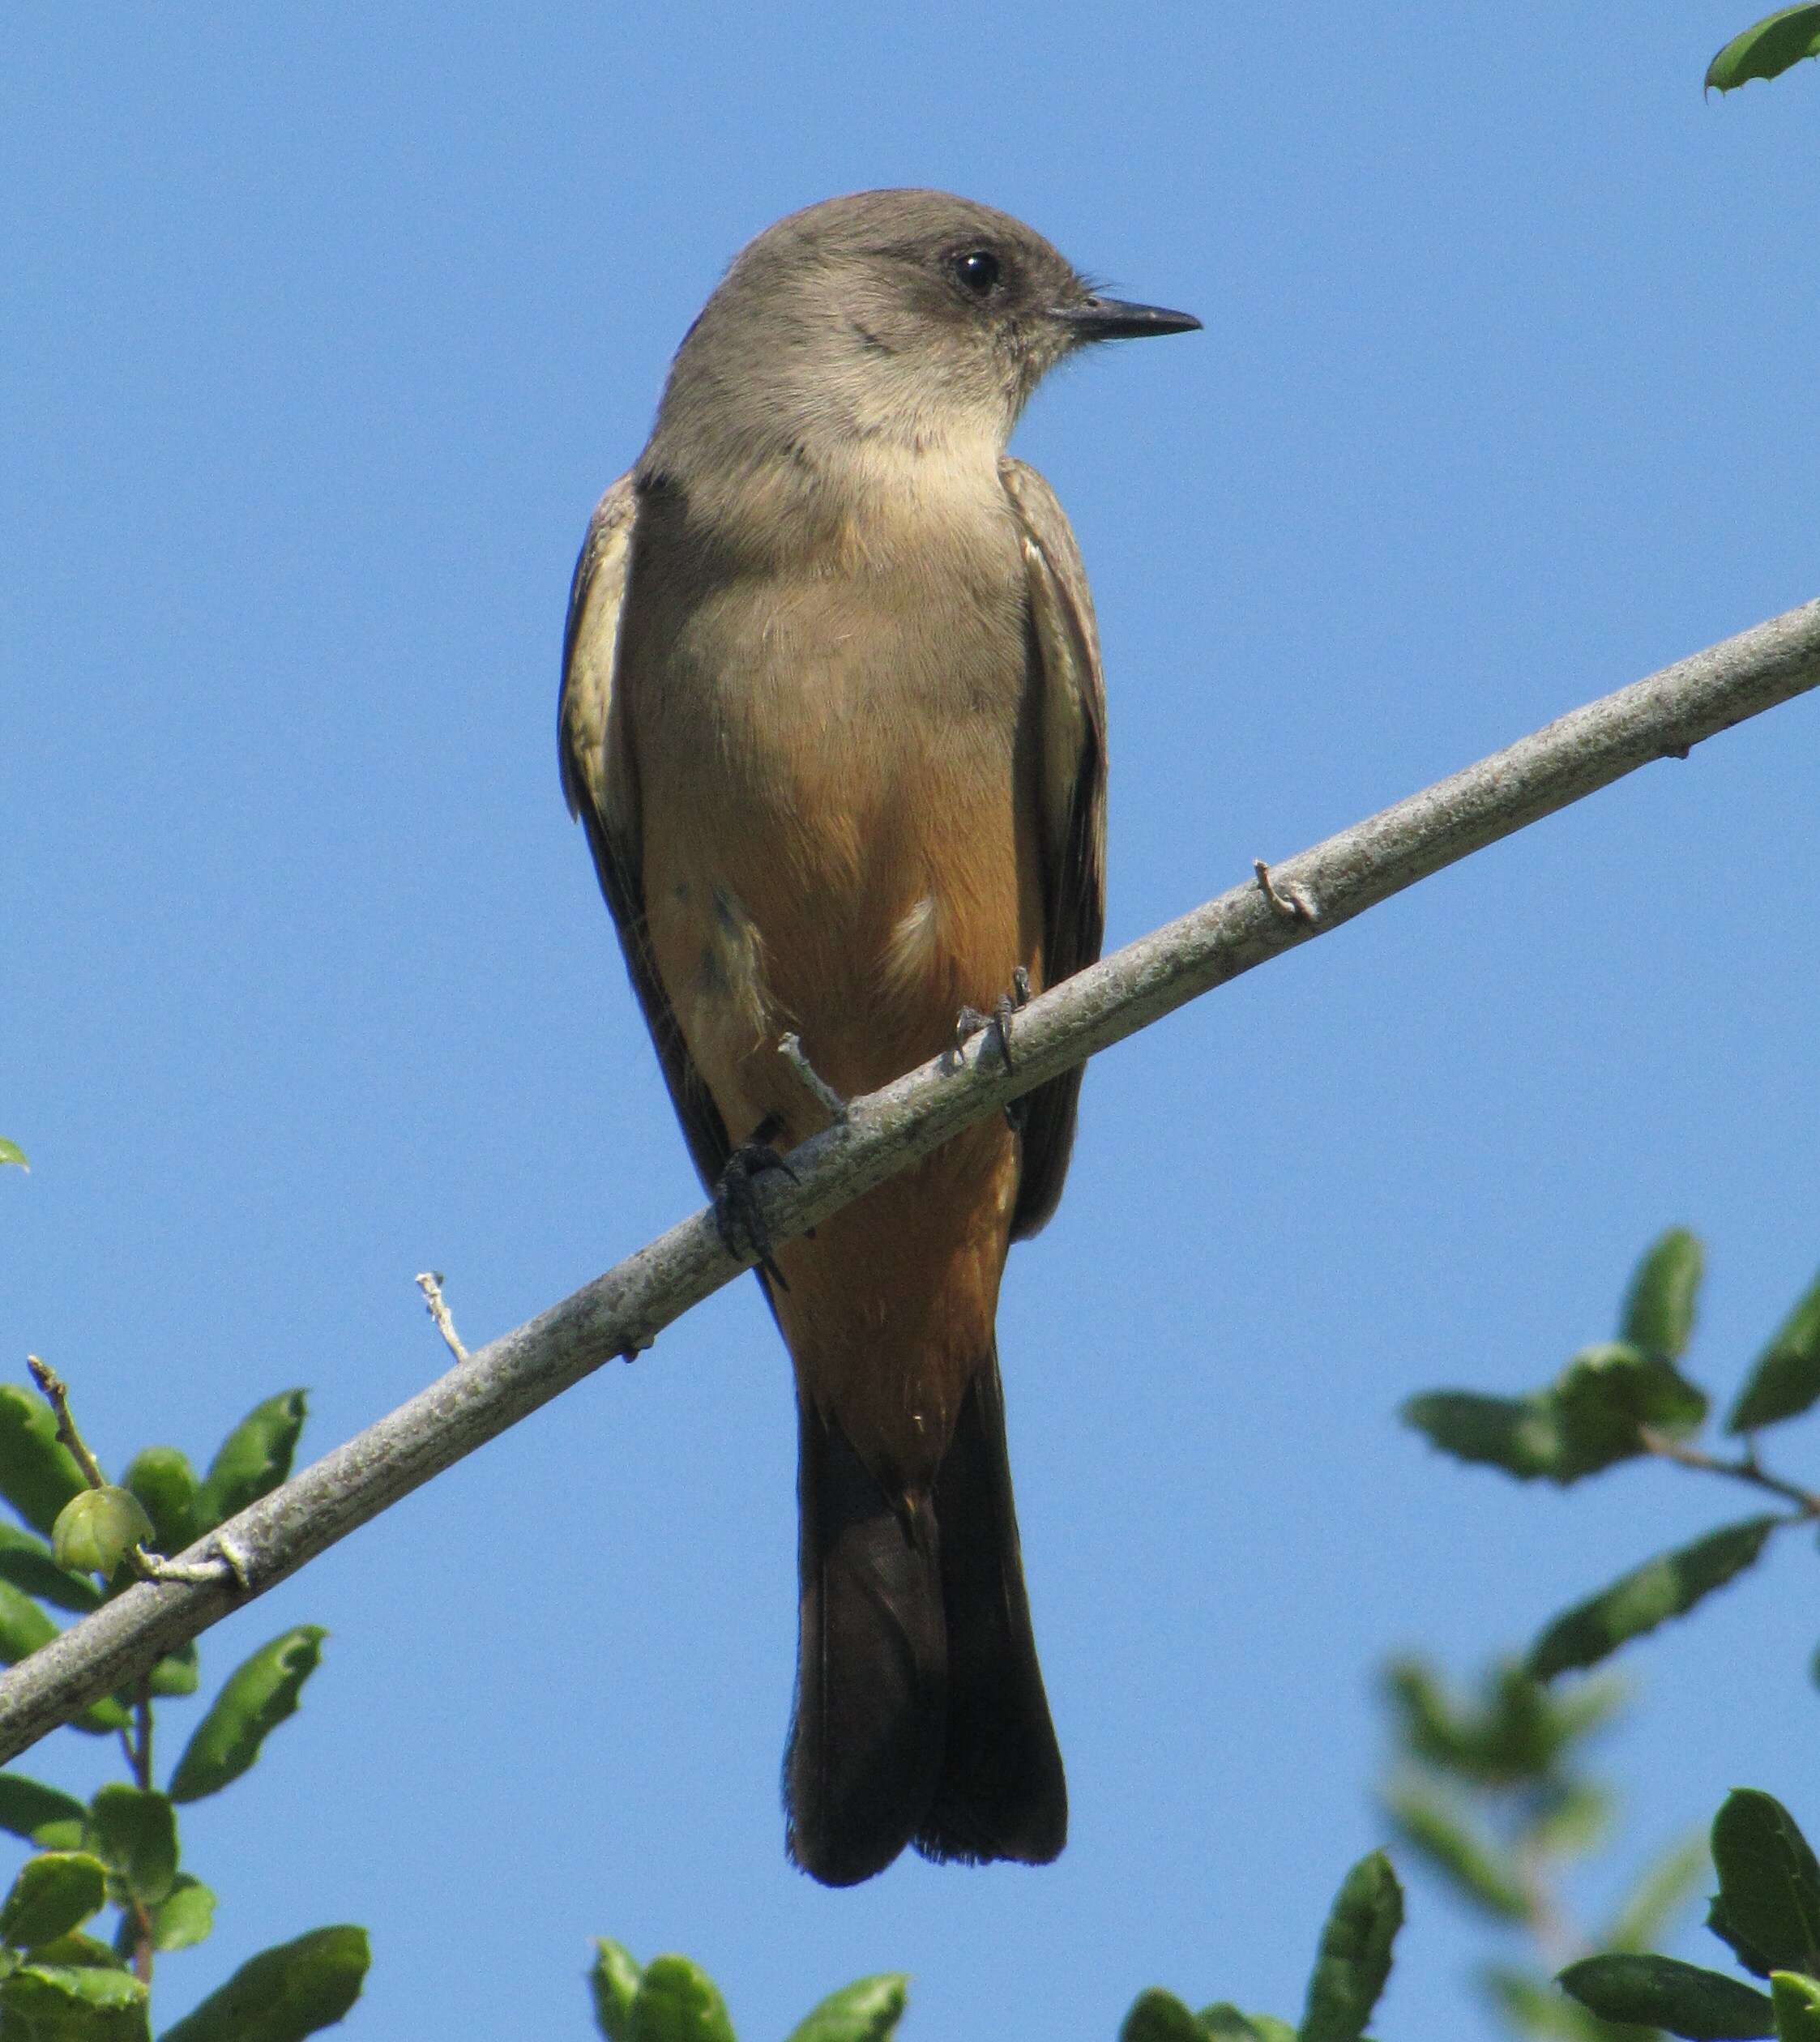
top-left (714, 1116), bottom-right (798, 1289)
top-left (955, 967), bottom-right (1034, 1130)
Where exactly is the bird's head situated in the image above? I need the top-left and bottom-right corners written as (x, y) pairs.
top-left (646, 189), bottom-right (1200, 473)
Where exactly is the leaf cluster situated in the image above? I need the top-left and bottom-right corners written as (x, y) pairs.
top-left (1562, 1792), bottom-right (1820, 2042)
top-left (585, 1857), bottom-right (1403, 2042)
top-left (1382, 1651), bottom-right (1704, 2039)
top-left (0, 1382), bottom-right (366, 2039)
top-left (1117, 1852), bottom-right (1403, 2042)
top-left (1404, 1231), bottom-right (1820, 1683)
top-left (589, 1941), bottom-right (908, 2042)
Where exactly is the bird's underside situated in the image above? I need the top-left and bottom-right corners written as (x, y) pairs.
top-left (562, 452), bottom-right (1106, 1502)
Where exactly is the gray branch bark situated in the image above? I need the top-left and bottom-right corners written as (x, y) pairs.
top-left (2, 596), bottom-right (1817, 1762)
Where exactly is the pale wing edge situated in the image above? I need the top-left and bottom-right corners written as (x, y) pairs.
top-left (559, 474), bottom-right (733, 1191)
top-left (998, 458), bottom-right (1109, 1239)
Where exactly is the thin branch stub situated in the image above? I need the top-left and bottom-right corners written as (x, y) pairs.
top-left (416, 1272), bottom-right (470, 1364)
top-left (1254, 858), bottom-right (1315, 922)
top-left (777, 1033), bottom-right (848, 1122)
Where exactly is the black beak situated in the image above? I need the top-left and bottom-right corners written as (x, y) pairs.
top-left (1054, 295), bottom-right (1203, 342)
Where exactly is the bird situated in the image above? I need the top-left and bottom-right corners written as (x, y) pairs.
top-left (559, 189), bottom-right (1198, 1886)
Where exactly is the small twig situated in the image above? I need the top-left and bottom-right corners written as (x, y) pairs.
top-left (1638, 1427), bottom-right (1820, 1515)
top-left (28, 1356), bottom-right (239, 1589)
top-left (1514, 1836), bottom-right (1581, 1979)
top-left (129, 1898), bottom-right (155, 1984)
top-left (777, 1033), bottom-right (848, 1122)
top-left (1254, 857), bottom-right (1315, 922)
top-left (139, 1547), bottom-right (245, 1588)
top-left (27, 1356), bottom-right (109, 1493)
top-left (415, 1272), bottom-right (469, 1363)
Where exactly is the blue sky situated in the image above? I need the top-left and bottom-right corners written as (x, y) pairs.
top-left (5, 4), bottom-right (1818, 2036)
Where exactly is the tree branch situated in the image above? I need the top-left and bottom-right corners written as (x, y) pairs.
top-left (1, 596), bottom-right (1815, 1762)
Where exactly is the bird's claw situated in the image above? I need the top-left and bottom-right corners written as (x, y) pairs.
top-left (714, 1131), bottom-right (798, 1290)
top-left (956, 968), bottom-right (1034, 1130)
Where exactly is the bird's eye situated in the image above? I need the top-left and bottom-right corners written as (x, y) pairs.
top-left (952, 249), bottom-right (1002, 297)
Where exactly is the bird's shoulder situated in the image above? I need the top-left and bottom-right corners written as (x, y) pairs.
top-left (558, 470), bottom-right (640, 824)
top-left (996, 457), bottom-right (1104, 682)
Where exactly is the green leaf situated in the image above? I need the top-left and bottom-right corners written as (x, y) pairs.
top-left (1604, 1831), bottom-right (1711, 1953)
top-left (0, 1854), bottom-right (107, 1950)
top-left (122, 1449), bottom-right (200, 1558)
top-left (1118, 1991), bottom-right (1206, 2042)
top-left (1401, 1391), bottom-right (1562, 1479)
top-left (1771, 1972), bottom-right (1820, 2041)
top-left (0, 1775), bottom-right (89, 1847)
top-left (1527, 1515), bottom-right (1782, 1680)
top-left (1194, 2010), bottom-right (1294, 2042)
top-left (28, 1932), bottom-right (121, 1969)
top-left (1707, 5), bottom-right (1820, 90)
top-left (1551, 1344), bottom-right (1709, 1478)
top-left (0, 1959), bottom-right (150, 2041)
top-left (0, 1527), bottom-right (102, 1614)
top-left (1404, 1344), bottom-right (1707, 1488)
top-left (1384, 1655), bottom-right (1624, 1785)
top-left (1727, 1271), bottom-right (1820, 1434)
top-left (51, 1489), bottom-right (154, 1578)
top-left (148, 1874), bottom-right (215, 1954)
top-left (1708, 1791), bottom-right (1820, 1979)
top-left (1195, 2010), bottom-right (1267, 2041)
top-left (1527, 1781), bottom-right (1613, 1860)
top-left (0, 1578), bottom-right (58, 1664)
top-left (1621, 1229), bottom-right (1705, 1360)
top-left (1301, 1850), bottom-right (1403, 2042)
top-left (144, 1643), bottom-right (200, 1698)
top-left (0, 1389), bottom-right (87, 1539)
top-left (1382, 1658), bottom-right (1478, 1771)
top-left (83, 1787), bottom-right (177, 1908)
top-left (626, 1954), bottom-right (736, 2042)
top-left (168, 1626), bottom-right (326, 1802)
top-left (1549, 1673), bottom-right (1631, 1747)
top-left (1483, 1963), bottom-right (1632, 2040)
top-left (783, 1972), bottom-right (909, 2042)
top-left (195, 1392), bottom-right (307, 1532)
top-left (157, 1925), bottom-right (368, 2042)
top-left (1193, 2009), bottom-right (1266, 2042)
top-left (69, 1694), bottom-right (131, 1737)
top-left (1558, 1953), bottom-right (1775, 2037)
top-left (591, 1940), bottom-right (643, 2042)
top-left (0, 1142), bottom-right (28, 1172)
top-left (1382, 1780), bottom-right (1528, 1916)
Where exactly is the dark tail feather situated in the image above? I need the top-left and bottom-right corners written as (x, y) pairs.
top-left (785, 1400), bottom-right (946, 1887)
top-left (915, 1349), bottom-right (1067, 1868)
top-left (784, 1353), bottom-right (1067, 1884)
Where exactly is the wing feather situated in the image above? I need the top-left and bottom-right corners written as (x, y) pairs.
top-left (998, 458), bottom-right (1109, 1240)
top-left (558, 475), bottom-right (733, 1191)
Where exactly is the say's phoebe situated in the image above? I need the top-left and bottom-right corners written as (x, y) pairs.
top-left (560, 190), bottom-right (1198, 1886)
